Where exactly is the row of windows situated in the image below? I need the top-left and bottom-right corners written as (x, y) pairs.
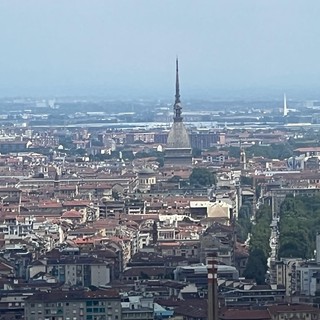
top-left (87, 316), bottom-right (118, 320)
top-left (87, 308), bottom-right (106, 313)
top-left (30, 301), bottom-right (117, 308)
top-left (86, 301), bottom-right (110, 307)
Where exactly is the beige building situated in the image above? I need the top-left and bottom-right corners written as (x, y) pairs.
top-left (137, 168), bottom-right (156, 192)
top-left (189, 199), bottom-right (233, 224)
top-left (275, 258), bottom-right (303, 296)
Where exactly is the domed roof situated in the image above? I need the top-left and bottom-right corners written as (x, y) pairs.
top-left (166, 121), bottom-right (191, 149)
top-left (61, 210), bottom-right (82, 219)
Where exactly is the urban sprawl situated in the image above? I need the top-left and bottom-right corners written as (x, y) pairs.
top-left (1, 62), bottom-right (320, 320)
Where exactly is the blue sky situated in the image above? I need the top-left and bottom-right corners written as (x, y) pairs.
top-left (0, 0), bottom-right (319, 98)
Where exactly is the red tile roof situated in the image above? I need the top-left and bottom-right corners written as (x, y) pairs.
top-left (220, 310), bottom-right (271, 320)
top-left (61, 210), bottom-right (82, 219)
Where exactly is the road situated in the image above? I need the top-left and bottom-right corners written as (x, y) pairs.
top-left (267, 217), bottom-right (280, 283)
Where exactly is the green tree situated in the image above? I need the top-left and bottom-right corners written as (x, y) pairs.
top-left (140, 272), bottom-right (150, 279)
top-left (189, 168), bottom-right (216, 187)
top-left (236, 203), bottom-right (252, 243)
top-left (121, 150), bottom-right (134, 161)
top-left (156, 156), bottom-right (164, 167)
top-left (246, 143), bottom-right (293, 160)
top-left (112, 190), bottom-right (120, 200)
top-left (228, 146), bottom-right (240, 158)
top-left (243, 204), bottom-right (272, 284)
top-left (240, 176), bottom-right (253, 186)
top-left (243, 248), bottom-right (268, 285)
top-left (152, 221), bottom-right (158, 245)
top-left (192, 148), bottom-right (202, 157)
top-left (278, 195), bottom-right (320, 259)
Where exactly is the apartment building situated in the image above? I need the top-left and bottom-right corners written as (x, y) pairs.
top-left (24, 289), bottom-right (121, 320)
top-left (28, 256), bottom-right (111, 287)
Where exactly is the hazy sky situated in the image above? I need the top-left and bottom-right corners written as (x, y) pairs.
top-left (0, 0), bottom-right (319, 98)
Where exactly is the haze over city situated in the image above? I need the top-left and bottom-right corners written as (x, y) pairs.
top-left (1, 0), bottom-right (320, 99)
top-left (3, 1), bottom-right (320, 319)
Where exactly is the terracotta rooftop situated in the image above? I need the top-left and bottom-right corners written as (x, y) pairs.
top-left (39, 201), bottom-right (63, 208)
top-left (268, 304), bottom-right (320, 314)
top-left (220, 309), bottom-right (270, 319)
top-left (61, 210), bottom-right (82, 219)
top-left (63, 200), bottom-right (91, 207)
top-left (294, 147), bottom-right (320, 152)
top-left (26, 289), bottom-right (120, 302)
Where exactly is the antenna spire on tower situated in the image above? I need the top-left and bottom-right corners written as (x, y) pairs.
top-left (175, 57), bottom-right (180, 104)
top-left (173, 57), bottom-right (183, 122)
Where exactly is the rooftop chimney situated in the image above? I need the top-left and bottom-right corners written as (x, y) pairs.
top-left (207, 253), bottom-right (218, 320)
top-left (316, 233), bottom-right (320, 264)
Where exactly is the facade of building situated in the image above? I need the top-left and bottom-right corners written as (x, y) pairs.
top-left (275, 258), bottom-right (303, 296)
top-left (174, 264), bottom-right (239, 288)
top-left (121, 295), bottom-right (154, 320)
top-left (137, 168), bottom-right (156, 192)
top-left (24, 289), bottom-right (122, 320)
top-left (28, 256), bottom-right (111, 287)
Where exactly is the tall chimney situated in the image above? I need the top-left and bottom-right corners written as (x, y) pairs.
top-left (207, 253), bottom-right (219, 320)
top-left (316, 233), bottom-right (320, 264)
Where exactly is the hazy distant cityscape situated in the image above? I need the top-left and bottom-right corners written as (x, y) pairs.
top-left (0, 59), bottom-right (320, 320)
top-left (2, 1), bottom-right (320, 320)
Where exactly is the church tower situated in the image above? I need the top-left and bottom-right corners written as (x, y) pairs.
top-left (164, 59), bottom-right (192, 167)
top-left (239, 140), bottom-right (247, 170)
top-left (240, 148), bottom-right (247, 170)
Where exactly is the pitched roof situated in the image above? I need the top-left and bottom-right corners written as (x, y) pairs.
top-left (220, 309), bottom-right (271, 320)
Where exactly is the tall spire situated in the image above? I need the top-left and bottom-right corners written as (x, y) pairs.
top-left (283, 93), bottom-right (288, 117)
top-left (173, 57), bottom-right (183, 122)
top-left (175, 57), bottom-right (180, 104)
